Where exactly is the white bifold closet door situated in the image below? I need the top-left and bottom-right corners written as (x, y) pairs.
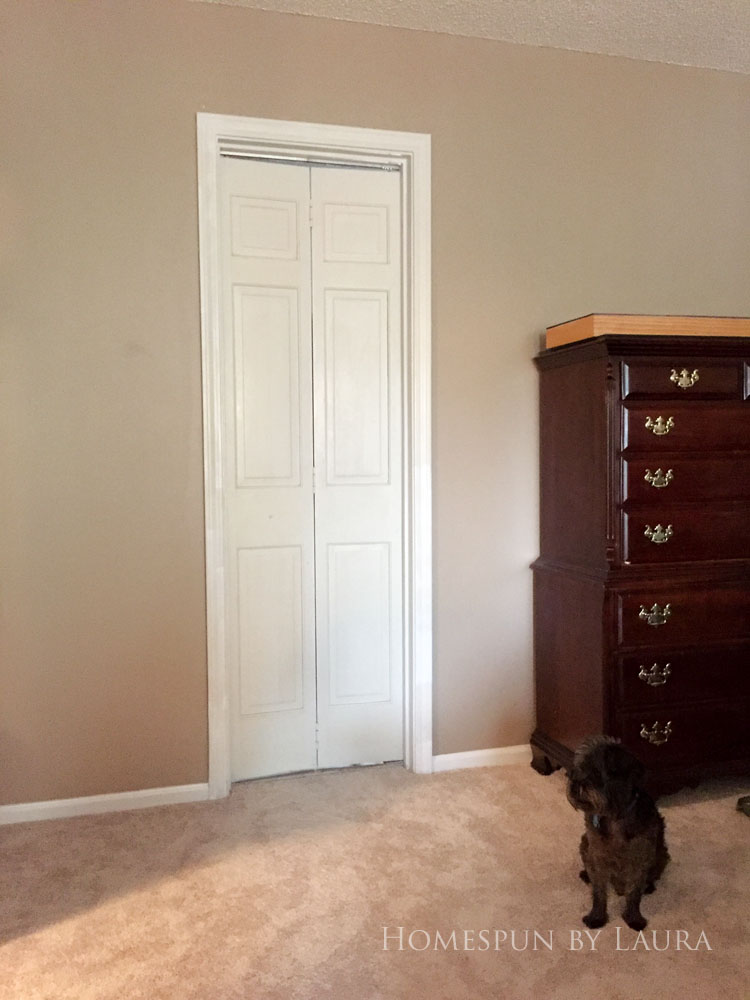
top-left (219, 155), bottom-right (403, 781)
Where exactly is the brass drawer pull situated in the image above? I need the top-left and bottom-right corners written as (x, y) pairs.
top-left (644, 524), bottom-right (673, 544)
top-left (644, 468), bottom-right (673, 489)
top-left (638, 662), bottom-right (671, 686)
top-left (640, 721), bottom-right (672, 746)
top-left (670, 368), bottom-right (699, 389)
top-left (638, 603), bottom-right (671, 627)
top-left (645, 416), bottom-right (675, 436)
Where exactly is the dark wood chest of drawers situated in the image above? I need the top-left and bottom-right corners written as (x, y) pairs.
top-left (530, 323), bottom-right (750, 794)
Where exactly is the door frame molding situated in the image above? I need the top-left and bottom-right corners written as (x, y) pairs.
top-left (197, 113), bottom-right (433, 797)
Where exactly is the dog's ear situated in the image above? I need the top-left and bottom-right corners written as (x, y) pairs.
top-left (566, 764), bottom-right (592, 809)
top-left (568, 764), bottom-right (586, 784)
top-left (567, 764), bottom-right (591, 795)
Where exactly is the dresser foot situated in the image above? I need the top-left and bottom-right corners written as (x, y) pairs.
top-left (530, 745), bottom-right (561, 776)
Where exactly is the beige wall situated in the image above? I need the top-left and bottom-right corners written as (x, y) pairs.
top-left (2, 0), bottom-right (749, 804)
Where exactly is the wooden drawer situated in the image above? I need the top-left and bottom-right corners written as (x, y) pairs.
top-left (622, 504), bottom-right (750, 563)
top-left (621, 359), bottom-right (744, 400)
top-left (616, 583), bottom-right (750, 647)
top-left (615, 645), bottom-right (750, 709)
top-left (623, 403), bottom-right (750, 452)
top-left (618, 702), bottom-right (749, 766)
top-left (623, 455), bottom-right (750, 503)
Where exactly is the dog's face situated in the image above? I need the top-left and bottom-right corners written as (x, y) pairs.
top-left (567, 736), bottom-right (646, 818)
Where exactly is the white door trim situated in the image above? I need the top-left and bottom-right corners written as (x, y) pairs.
top-left (197, 113), bottom-right (433, 797)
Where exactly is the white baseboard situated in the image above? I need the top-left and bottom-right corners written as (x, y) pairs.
top-left (432, 744), bottom-right (531, 773)
top-left (0, 749), bottom-right (532, 824)
top-left (0, 783), bottom-right (211, 826)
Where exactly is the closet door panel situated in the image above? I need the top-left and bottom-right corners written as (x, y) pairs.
top-left (311, 166), bottom-right (405, 769)
top-left (220, 157), bottom-right (317, 781)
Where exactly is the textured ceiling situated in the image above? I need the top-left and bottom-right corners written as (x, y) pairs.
top-left (193, 0), bottom-right (750, 74)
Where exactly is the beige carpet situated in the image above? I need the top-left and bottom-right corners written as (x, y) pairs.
top-left (0, 763), bottom-right (747, 999)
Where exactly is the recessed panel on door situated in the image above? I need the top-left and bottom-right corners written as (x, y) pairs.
top-left (237, 546), bottom-right (304, 715)
top-left (325, 289), bottom-right (389, 485)
top-left (324, 203), bottom-right (390, 263)
top-left (231, 196), bottom-right (299, 260)
top-left (327, 543), bottom-right (392, 704)
top-left (234, 286), bottom-right (301, 487)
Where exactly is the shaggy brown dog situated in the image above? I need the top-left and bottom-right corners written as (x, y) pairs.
top-left (567, 736), bottom-right (670, 930)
